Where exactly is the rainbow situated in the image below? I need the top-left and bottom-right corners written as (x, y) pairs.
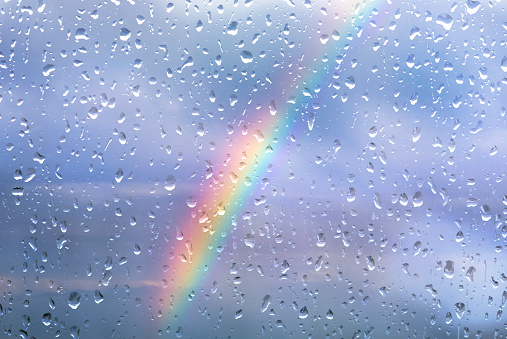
top-left (161, 0), bottom-right (391, 329)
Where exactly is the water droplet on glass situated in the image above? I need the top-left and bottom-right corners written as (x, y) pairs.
top-left (412, 127), bottom-right (421, 142)
top-left (260, 295), bottom-right (272, 313)
top-left (68, 292), bottom-right (82, 309)
top-left (444, 260), bottom-right (454, 278)
top-left (120, 28), bottom-right (131, 41)
top-left (75, 28), bottom-right (89, 40)
top-left (373, 193), bottom-right (382, 209)
top-left (12, 187), bottom-right (24, 196)
top-left (412, 191), bottom-right (423, 207)
top-left (501, 56), bottom-right (507, 72)
top-left (88, 106), bottom-right (99, 119)
top-left (347, 187), bottom-right (356, 202)
top-left (299, 306), bottom-right (308, 319)
top-left (366, 255), bottom-right (375, 270)
top-left (115, 168), bottom-right (124, 183)
top-left (466, 266), bottom-right (476, 282)
top-left (333, 139), bottom-right (341, 154)
top-left (269, 100), bottom-right (277, 115)
top-left (42, 313), bottom-right (51, 326)
top-left (134, 243), bottom-right (141, 255)
top-left (465, 0), bottom-right (481, 14)
top-left (316, 233), bottom-right (326, 247)
top-left (240, 50), bottom-right (253, 63)
top-left (345, 76), bottom-right (355, 89)
top-left (186, 196), bottom-right (197, 208)
top-left (455, 302), bottom-right (465, 319)
top-left (368, 126), bottom-right (377, 138)
top-left (436, 14), bottom-right (453, 30)
top-left (478, 204), bottom-right (492, 222)
top-left (42, 64), bottom-right (55, 76)
top-left (164, 175), bottom-right (176, 191)
top-left (445, 311), bottom-right (452, 324)
top-left (227, 21), bottom-right (238, 35)
top-left (94, 290), bottom-right (104, 304)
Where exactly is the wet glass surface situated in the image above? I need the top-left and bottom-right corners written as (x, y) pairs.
top-left (1, 0), bottom-right (506, 338)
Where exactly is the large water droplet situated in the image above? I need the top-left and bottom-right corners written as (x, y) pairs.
top-left (240, 50), bottom-right (253, 63)
top-left (316, 233), bottom-right (326, 247)
top-left (345, 76), bottom-right (355, 89)
top-left (466, 266), bottom-right (476, 281)
top-left (480, 205), bottom-right (491, 221)
top-left (465, 0), bottom-right (481, 14)
top-left (186, 196), bottom-right (197, 208)
top-left (260, 295), bottom-right (272, 313)
top-left (75, 28), bottom-right (89, 40)
top-left (455, 302), bottom-right (465, 319)
top-left (501, 56), bottom-right (507, 72)
top-left (165, 175), bottom-right (176, 191)
top-left (42, 313), bottom-right (52, 326)
top-left (412, 191), bottom-right (423, 207)
top-left (120, 28), bottom-right (131, 41)
top-left (299, 306), bottom-right (308, 319)
top-left (115, 168), bottom-right (124, 183)
top-left (68, 292), bottom-right (82, 309)
top-left (366, 255), bottom-right (375, 270)
top-left (227, 21), bottom-right (238, 35)
top-left (42, 64), bottom-right (55, 76)
top-left (94, 290), bottom-right (104, 304)
top-left (444, 260), bottom-right (454, 278)
top-left (436, 14), bottom-right (453, 30)
top-left (347, 187), bottom-right (356, 202)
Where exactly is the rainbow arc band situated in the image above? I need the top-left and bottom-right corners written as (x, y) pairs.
top-left (162, 0), bottom-right (392, 326)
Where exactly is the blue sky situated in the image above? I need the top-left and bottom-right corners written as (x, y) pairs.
top-left (1, 0), bottom-right (506, 338)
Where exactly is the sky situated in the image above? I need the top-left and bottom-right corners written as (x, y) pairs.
top-left (0, 0), bottom-right (507, 338)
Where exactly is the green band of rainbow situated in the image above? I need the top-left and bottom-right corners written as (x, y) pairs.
top-left (161, 0), bottom-right (390, 326)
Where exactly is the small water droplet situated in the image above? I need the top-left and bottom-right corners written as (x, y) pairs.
top-left (373, 193), bottom-right (382, 209)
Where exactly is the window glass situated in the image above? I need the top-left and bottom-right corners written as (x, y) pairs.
top-left (1, 0), bottom-right (506, 337)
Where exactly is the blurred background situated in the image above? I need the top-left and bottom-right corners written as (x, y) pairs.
top-left (0, 0), bottom-right (506, 337)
